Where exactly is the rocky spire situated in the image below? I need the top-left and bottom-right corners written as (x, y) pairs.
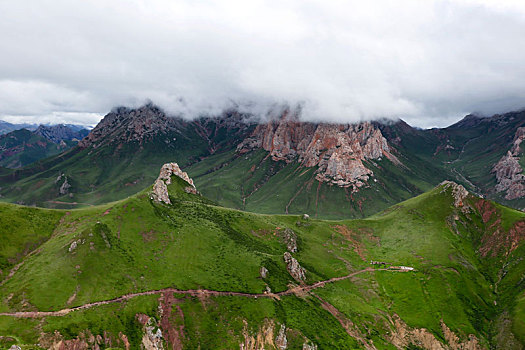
top-left (150, 163), bottom-right (197, 204)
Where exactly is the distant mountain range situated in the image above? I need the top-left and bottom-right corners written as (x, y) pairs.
top-left (0, 104), bottom-right (524, 218)
top-left (0, 119), bottom-right (90, 135)
top-left (0, 124), bottom-right (90, 169)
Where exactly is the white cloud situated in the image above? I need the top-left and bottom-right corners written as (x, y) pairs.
top-left (1, 0), bottom-right (525, 128)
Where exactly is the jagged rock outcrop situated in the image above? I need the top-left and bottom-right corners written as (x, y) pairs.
top-left (260, 266), bottom-right (268, 279)
top-left (239, 319), bottom-right (276, 350)
top-left (151, 163), bottom-right (197, 205)
top-left (59, 176), bottom-right (71, 195)
top-left (388, 315), bottom-right (483, 350)
top-left (136, 314), bottom-right (164, 350)
top-left (440, 181), bottom-right (469, 209)
top-left (302, 343), bottom-right (317, 350)
top-left (275, 325), bottom-right (288, 350)
top-left (493, 127), bottom-right (525, 200)
top-left (280, 228), bottom-right (298, 253)
top-left (283, 252), bottom-right (306, 282)
top-left (237, 113), bottom-right (400, 190)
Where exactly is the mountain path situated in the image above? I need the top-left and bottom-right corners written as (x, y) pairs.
top-left (0, 267), bottom-right (398, 318)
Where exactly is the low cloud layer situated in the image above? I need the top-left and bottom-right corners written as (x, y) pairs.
top-left (1, 0), bottom-right (525, 128)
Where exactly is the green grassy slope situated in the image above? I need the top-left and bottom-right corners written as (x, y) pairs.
top-left (187, 146), bottom-right (450, 219)
top-left (0, 129), bottom-right (211, 208)
top-left (0, 174), bottom-right (524, 348)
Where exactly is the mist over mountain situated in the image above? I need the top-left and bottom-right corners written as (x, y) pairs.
top-left (2, 1), bottom-right (525, 127)
top-left (3, 2), bottom-right (525, 348)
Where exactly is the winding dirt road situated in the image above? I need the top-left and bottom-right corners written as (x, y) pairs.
top-left (0, 267), bottom-right (395, 318)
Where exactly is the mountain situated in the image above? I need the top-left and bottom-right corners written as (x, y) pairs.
top-left (0, 120), bottom-right (38, 135)
top-left (0, 129), bottom-right (68, 168)
top-left (34, 124), bottom-right (90, 144)
top-left (0, 164), bottom-right (524, 349)
top-left (2, 104), bottom-right (525, 218)
top-left (0, 105), bottom-right (255, 207)
top-left (0, 123), bottom-right (92, 169)
top-left (404, 111), bottom-right (525, 209)
top-left (0, 105), bottom-right (452, 217)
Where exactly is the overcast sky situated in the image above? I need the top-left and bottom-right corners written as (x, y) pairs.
top-left (1, 0), bottom-right (525, 128)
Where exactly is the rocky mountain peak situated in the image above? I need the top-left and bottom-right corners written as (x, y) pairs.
top-left (237, 116), bottom-right (400, 190)
top-left (35, 124), bottom-right (89, 143)
top-left (79, 105), bottom-right (184, 149)
top-left (151, 162), bottom-right (197, 204)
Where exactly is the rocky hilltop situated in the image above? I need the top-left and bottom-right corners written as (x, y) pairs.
top-left (493, 127), bottom-right (525, 200)
top-left (79, 104), bottom-right (187, 149)
top-left (237, 114), bottom-right (400, 190)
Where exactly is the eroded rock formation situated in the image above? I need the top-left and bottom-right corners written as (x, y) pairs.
top-left (239, 319), bottom-right (276, 350)
top-left (151, 163), bottom-right (197, 204)
top-left (440, 181), bottom-right (469, 209)
top-left (136, 314), bottom-right (164, 350)
top-left (237, 114), bottom-right (400, 190)
top-left (388, 315), bottom-right (482, 350)
top-left (493, 127), bottom-right (525, 200)
top-left (280, 228), bottom-right (298, 253)
top-left (275, 325), bottom-right (288, 350)
top-left (283, 252), bottom-right (306, 282)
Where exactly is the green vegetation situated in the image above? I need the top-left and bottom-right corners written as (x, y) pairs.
top-left (186, 145), bottom-right (450, 219)
top-left (0, 174), bottom-right (524, 349)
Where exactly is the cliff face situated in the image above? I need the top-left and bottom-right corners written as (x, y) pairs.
top-left (493, 127), bottom-right (525, 200)
top-left (237, 116), bottom-right (400, 190)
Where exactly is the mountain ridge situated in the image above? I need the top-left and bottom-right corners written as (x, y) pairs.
top-left (1, 104), bottom-right (525, 218)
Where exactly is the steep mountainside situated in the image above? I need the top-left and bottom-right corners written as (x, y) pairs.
top-left (0, 165), bottom-right (524, 349)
